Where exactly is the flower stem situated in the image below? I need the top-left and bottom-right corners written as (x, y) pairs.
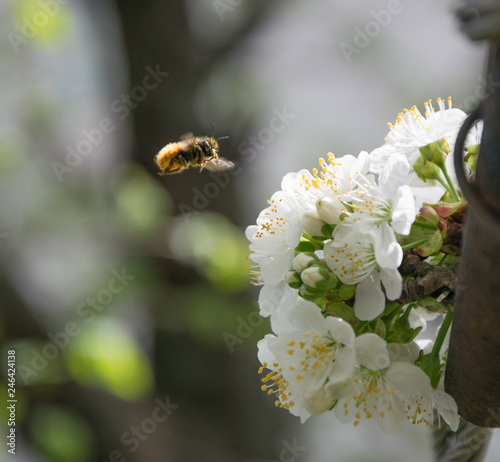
top-left (440, 165), bottom-right (460, 202)
top-left (431, 308), bottom-right (453, 360)
top-left (401, 239), bottom-right (428, 252)
top-left (434, 175), bottom-right (456, 201)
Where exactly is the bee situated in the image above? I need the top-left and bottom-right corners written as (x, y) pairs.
top-left (155, 130), bottom-right (234, 175)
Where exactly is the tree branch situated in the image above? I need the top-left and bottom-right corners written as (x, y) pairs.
top-left (398, 253), bottom-right (458, 305)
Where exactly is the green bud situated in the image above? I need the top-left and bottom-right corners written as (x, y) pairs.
top-left (419, 206), bottom-right (440, 226)
top-left (299, 284), bottom-right (324, 300)
top-left (292, 252), bottom-right (318, 273)
top-left (432, 138), bottom-right (451, 169)
top-left (301, 266), bottom-right (324, 287)
top-left (414, 155), bottom-right (442, 183)
top-left (301, 266), bottom-right (338, 291)
top-left (434, 202), bottom-right (465, 218)
top-left (285, 270), bottom-right (302, 289)
top-left (418, 143), bottom-right (434, 163)
top-left (465, 144), bottom-right (479, 173)
top-left (418, 138), bottom-right (450, 170)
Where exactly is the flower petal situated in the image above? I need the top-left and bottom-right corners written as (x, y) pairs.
top-left (354, 273), bottom-right (385, 321)
top-left (432, 390), bottom-right (459, 431)
top-left (380, 266), bottom-right (403, 301)
top-left (386, 362), bottom-right (432, 395)
top-left (324, 316), bottom-right (355, 348)
top-left (375, 395), bottom-right (406, 435)
top-left (355, 333), bottom-right (390, 370)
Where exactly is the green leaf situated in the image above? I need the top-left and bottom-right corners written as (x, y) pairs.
top-left (398, 220), bottom-right (443, 256)
top-left (326, 302), bottom-right (357, 323)
top-left (65, 318), bottom-right (153, 401)
top-left (418, 297), bottom-right (447, 313)
top-left (295, 241), bottom-right (316, 253)
top-left (30, 406), bottom-right (94, 462)
top-left (338, 284), bottom-right (356, 301)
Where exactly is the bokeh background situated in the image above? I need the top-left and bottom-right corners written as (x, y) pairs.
top-left (1, 0), bottom-right (499, 461)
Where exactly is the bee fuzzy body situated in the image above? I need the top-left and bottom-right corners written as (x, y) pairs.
top-left (155, 134), bottom-right (234, 175)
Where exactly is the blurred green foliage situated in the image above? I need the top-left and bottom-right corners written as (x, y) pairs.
top-left (29, 405), bottom-right (94, 462)
top-left (112, 165), bottom-right (173, 239)
top-left (169, 212), bottom-right (250, 291)
top-left (65, 318), bottom-right (154, 401)
top-left (12, 0), bottom-right (71, 48)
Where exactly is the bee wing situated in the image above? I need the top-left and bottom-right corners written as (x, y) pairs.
top-left (180, 133), bottom-right (194, 141)
top-left (205, 157), bottom-right (235, 172)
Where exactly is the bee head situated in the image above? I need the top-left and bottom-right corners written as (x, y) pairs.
top-left (200, 137), bottom-right (219, 157)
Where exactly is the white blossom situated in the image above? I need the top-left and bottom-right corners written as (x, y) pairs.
top-left (325, 225), bottom-right (403, 320)
top-left (258, 298), bottom-right (356, 422)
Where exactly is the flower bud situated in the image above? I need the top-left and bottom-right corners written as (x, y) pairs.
top-left (285, 270), bottom-right (302, 289)
top-left (292, 252), bottom-right (317, 273)
top-left (433, 138), bottom-right (451, 169)
top-left (419, 138), bottom-right (450, 170)
top-left (305, 386), bottom-right (335, 415)
top-left (301, 266), bottom-right (324, 287)
top-left (316, 196), bottom-right (343, 225)
top-left (465, 144), bottom-right (479, 173)
top-left (303, 209), bottom-right (327, 237)
top-left (434, 202), bottom-right (465, 218)
top-left (413, 155), bottom-right (441, 183)
top-left (299, 284), bottom-right (323, 299)
top-left (419, 206), bottom-right (440, 225)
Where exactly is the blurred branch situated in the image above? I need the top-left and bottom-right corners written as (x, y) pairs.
top-left (433, 417), bottom-right (492, 462)
top-left (193, 1), bottom-right (283, 82)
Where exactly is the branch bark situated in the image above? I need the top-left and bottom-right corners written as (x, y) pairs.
top-left (398, 253), bottom-right (458, 305)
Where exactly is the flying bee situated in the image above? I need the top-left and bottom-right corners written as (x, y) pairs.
top-left (155, 130), bottom-right (234, 175)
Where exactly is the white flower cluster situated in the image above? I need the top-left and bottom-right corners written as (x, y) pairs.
top-left (247, 98), bottom-right (480, 434)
